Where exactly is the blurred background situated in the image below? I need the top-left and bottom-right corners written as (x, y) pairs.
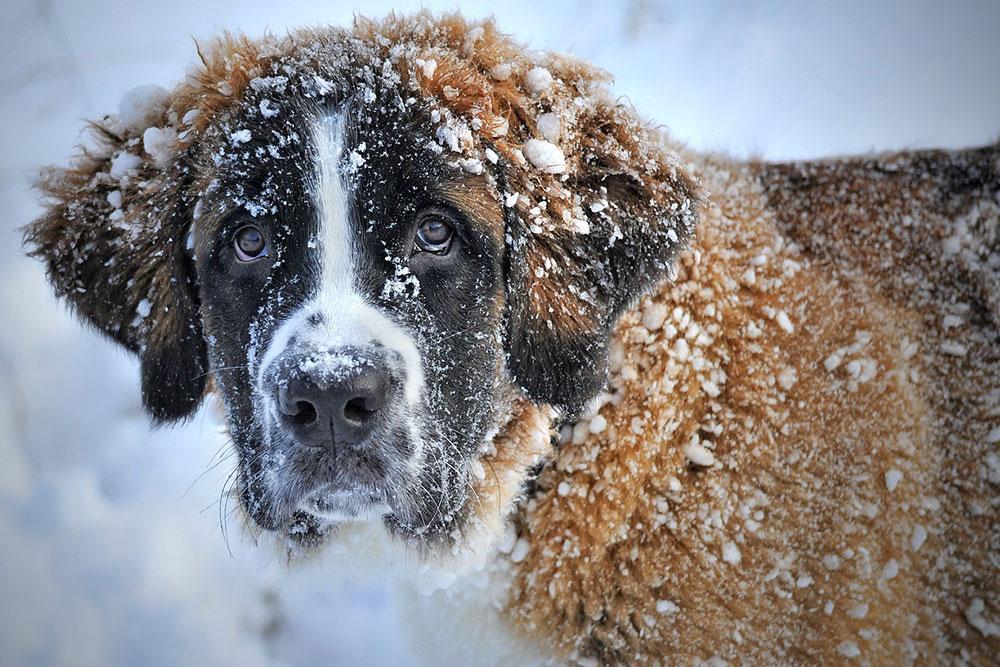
top-left (0, 1), bottom-right (997, 665)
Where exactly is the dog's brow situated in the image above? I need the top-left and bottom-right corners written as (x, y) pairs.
top-left (436, 178), bottom-right (504, 240)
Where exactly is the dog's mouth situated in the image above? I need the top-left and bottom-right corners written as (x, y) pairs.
top-left (237, 427), bottom-right (403, 532)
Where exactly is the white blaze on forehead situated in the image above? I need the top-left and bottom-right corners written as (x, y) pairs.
top-left (314, 111), bottom-right (354, 295)
top-left (255, 109), bottom-right (425, 407)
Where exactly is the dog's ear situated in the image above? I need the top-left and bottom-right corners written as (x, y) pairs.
top-left (500, 96), bottom-right (698, 415)
top-left (25, 116), bottom-right (208, 423)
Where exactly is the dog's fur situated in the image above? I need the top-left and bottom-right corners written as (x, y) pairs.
top-left (25, 13), bottom-right (998, 664)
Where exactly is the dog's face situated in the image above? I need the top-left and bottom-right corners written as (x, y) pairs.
top-left (197, 94), bottom-right (508, 536)
top-left (26, 17), bottom-right (696, 554)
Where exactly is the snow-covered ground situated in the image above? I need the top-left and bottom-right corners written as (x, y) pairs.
top-left (0, 1), bottom-right (997, 665)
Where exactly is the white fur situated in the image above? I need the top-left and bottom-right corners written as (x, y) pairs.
top-left (399, 573), bottom-right (550, 666)
top-left (256, 109), bottom-right (424, 406)
top-left (249, 109), bottom-right (429, 524)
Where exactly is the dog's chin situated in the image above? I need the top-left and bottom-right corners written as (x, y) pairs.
top-left (297, 484), bottom-right (391, 524)
top-left (238, 464), bottom-right (395, 534)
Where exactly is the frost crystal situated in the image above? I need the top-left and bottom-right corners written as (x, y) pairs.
top-left (641, 303), bottom-right (668, 331)
top-left (775, 310), bottom-right (794, 333)
top-left (258, 99), bottom-right (279, 118)
top-left (489, 63), bottom-right (512, 80)
top-left (230, 129), bottom-right (252, 146)
top-left (655, 599), bottom-right (679, 614)
top-left (910, 524), bottom-right (927, 551)
top-left (837, 641), bottom-right (861, 658)
top-left (848, 603), bottom-right (868, 619)
top-left (965, 598), bottom-right (1000, 637)
top-left (458, 158), bottom-right (484, 174)
top-left (940, 341), bottom-right (967, 356)
top-left (106, 190), bottom-right (122, 209)
top-left (415, 58), bottom-right (437, 78)
top-left (510, 538), bottom-right (530, 563)
top-left (684, 440), bottom-right (715, 467)
top-left (884, 468), bottom-right (903, 492)
top-left (589, 415), bottom-right (607, 433)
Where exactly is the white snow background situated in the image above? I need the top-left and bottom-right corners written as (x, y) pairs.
top-left (0, 1), bottom-right (997, 665)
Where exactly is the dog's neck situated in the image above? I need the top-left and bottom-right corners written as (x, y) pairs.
top-left (464, 396), bottom-right (556, 552)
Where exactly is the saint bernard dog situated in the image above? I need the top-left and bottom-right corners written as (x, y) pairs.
top-left (25, 12), bottom-right (998, 665)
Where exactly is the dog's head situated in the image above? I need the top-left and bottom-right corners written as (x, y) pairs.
top-left (25, 15), bottom-right (696, 556)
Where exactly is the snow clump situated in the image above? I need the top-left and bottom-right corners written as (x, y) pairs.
top-left (118, 84), bottom-right (171, 134)
top-left (524, 67), bottom-right (553, 95)
top-left (142, 126), bottom-right (178, 168)
top-left (522, 139), bottom-right (566, 174)
top-left (536, 112), bottom-right (561, 143)
top-left (109, 151), bottom-right (143, 184)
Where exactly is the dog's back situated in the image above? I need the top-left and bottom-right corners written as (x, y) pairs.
top-left (505, 144), bottom-right (998, 663)
top-left (758, 145), bottom-right (999, 660)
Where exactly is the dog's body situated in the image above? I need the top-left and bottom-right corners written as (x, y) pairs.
top-left (501, 148), bottom-right (999, 663)
top-left (25, 13), bottom-right (997, 665)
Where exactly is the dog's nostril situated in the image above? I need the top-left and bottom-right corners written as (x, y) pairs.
top-left (289, 400), bottom-right (318, 426)
top-left (343, 396), bottom-right (376, 425)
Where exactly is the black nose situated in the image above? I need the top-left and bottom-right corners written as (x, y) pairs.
top-left (276, 351), bottom-right (391, 449)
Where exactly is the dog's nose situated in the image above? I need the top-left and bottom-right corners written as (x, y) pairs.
top-left (276, 351), bottom-right (391, 449)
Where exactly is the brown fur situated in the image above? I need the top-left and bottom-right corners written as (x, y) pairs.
top-left (438, 177), bottom-right (506, 239)
top-left (507, 152), bottom-right (999, 663)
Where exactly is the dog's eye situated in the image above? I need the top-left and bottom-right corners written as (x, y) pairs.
top-left (234, 224), bottom-right (268, 261)
top-left (413, 216), bottom-right (453, 255)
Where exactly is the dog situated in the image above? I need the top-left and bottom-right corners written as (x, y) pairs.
top-left (25, 12), bottom-right (998, 665)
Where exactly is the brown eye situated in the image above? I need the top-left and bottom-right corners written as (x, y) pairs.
top-left (234, 224), bottom-right (268, 261)
top-left (414, 216), bottom-right (453, 254)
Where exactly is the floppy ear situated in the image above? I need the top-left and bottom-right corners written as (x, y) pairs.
top-left (24, 119), bottom-right (208, 423)
top-left (503, 165), bottom-right (697, 414)
top-left (501, 106), bottom-right (698, 415)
